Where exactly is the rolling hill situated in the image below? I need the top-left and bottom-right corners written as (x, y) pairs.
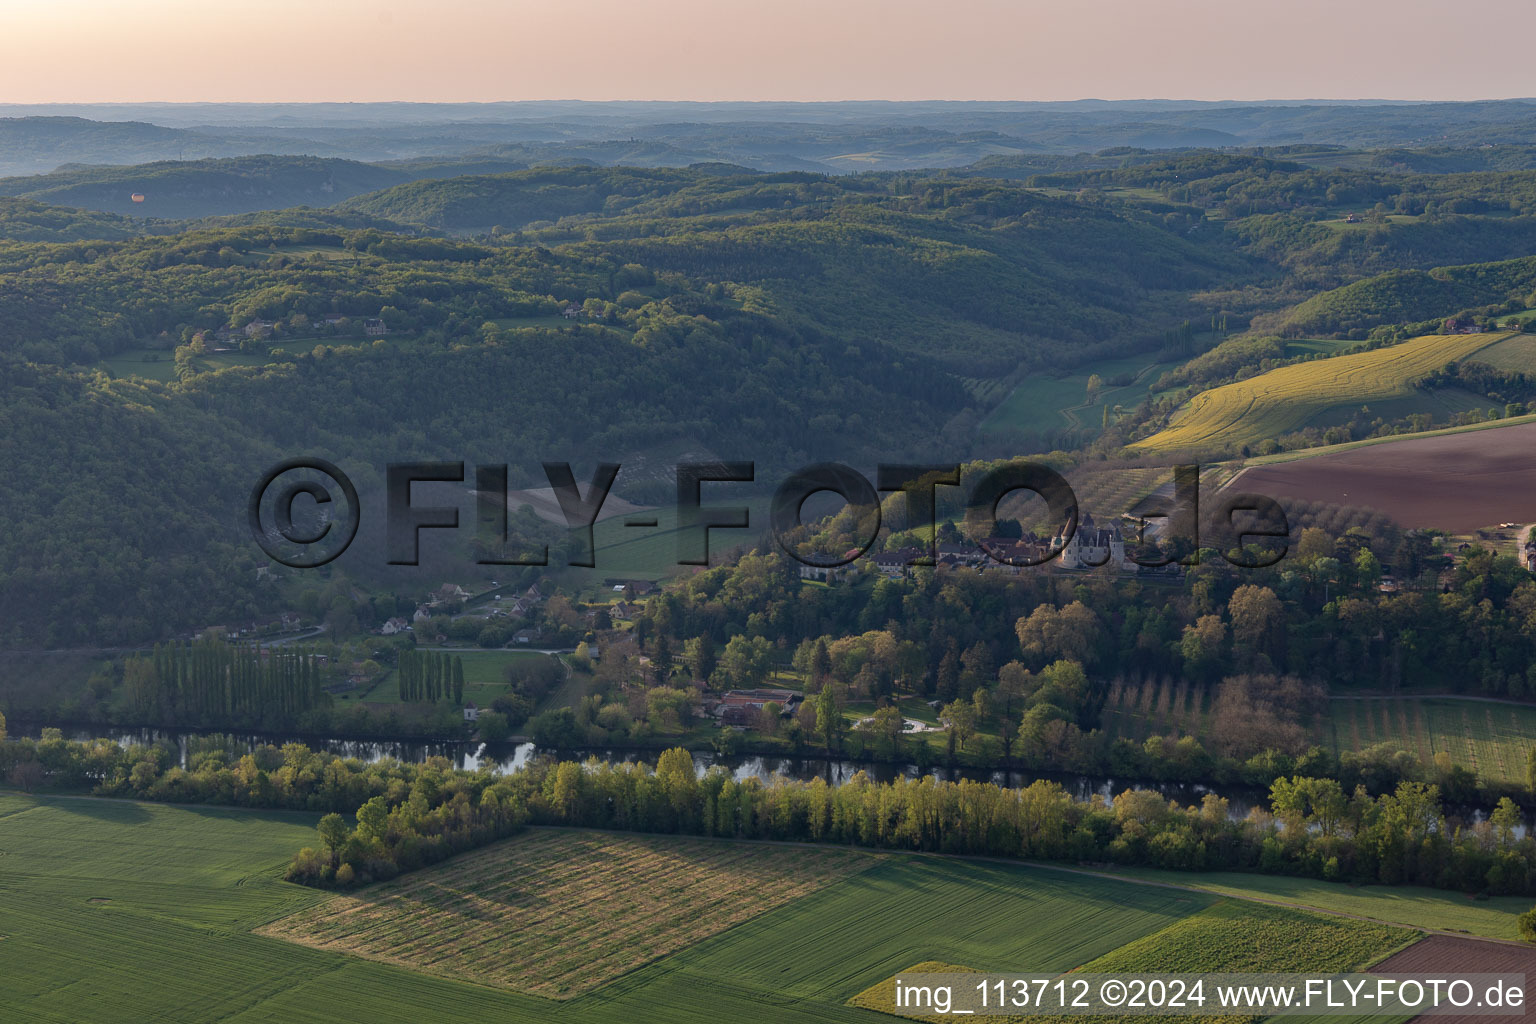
top-left (1131, 331), bottom-right (1512, 455)
top-left (341, 167), bottom-right (1250, 373)
top-left (1264, 255), bottom-right (1536, 337)
top-left (0, 156), bottom-right (415, 219)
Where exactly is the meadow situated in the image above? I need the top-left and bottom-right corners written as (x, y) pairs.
top-left (1131, 332), bottom-right (1510, 455)
top-left (978, 356), bottom-right (1176, 438)
top-left (1324, 697), bottom-right (1536, 788)
top-left (350, 649), bottom-right (554, 706)
top-left (575, 495), bottom-right (774, 582)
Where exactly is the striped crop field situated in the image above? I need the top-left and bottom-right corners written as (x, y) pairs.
top-left (1324, 697), bottom-right (1536, 787)
top-left (1131, 332), bottom-right (1510, 455)
top-left (1470, 331), bottom-right (1536, 374)
top-left (257, 829), bottom-right (873, 998)
top-left (849, 901), bottom-right (1416, 1023)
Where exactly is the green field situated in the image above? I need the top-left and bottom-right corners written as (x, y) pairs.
top-left (351, 649), bottom-right (555, 705)
top-left (851, 901), bottom-right (1415, 1023)
top-left (98, 349), bottom-right (181, 381)
top-left (0, 794), bottom-right (1215, 1023)
top-left (1132, 332), bottom-right (1512, 454)
top-left (1473, 330), bottom-right (1536, 373)
top-left (1091, 866), bottom-right (1532, 941)
top-left (979, 357), bottom-right (1175, 437)
top-left (576, 496), bottom-right (773, 581)
top-left (2, 793), bottom-right (1509, 1023)
top-left (1325, 697), bottom-right (1536, 788)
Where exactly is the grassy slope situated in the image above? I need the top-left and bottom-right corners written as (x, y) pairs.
top-left (1133, 332), bottom-right (1511, 454)
top-left (979, 356), bottom-right (1175, 436)
top-left (1473, 330), bottom-right (1536, 372)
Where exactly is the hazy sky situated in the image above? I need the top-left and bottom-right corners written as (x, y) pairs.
top-left (3, 0), bottom-right (1533, 104)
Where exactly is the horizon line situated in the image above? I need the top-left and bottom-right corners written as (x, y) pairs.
top-left (4, 96), bottom-right (1536, 107)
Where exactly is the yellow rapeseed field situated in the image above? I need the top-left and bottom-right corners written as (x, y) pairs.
top-left (1131, 332), bottom-right (1508, 455)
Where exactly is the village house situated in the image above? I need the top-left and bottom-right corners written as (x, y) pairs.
top-left (706, 688), bottom-right (802, 728)
top-left (982, 535), bottom-right (1054, 571)
top-left (431, 583), bottom-right (470, 606)
top-left (872, 548), bottom-right (923, 576)
top-left (363, 317), bottom-right (390, 337)
top-left (463, 703), bottom-right (479, 722)
top-left (381, 616), bottom-right (410, 635)
top-left (798, 553), bottom-right (853, 583)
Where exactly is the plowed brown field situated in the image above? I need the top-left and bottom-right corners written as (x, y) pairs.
top-left (1230, 422), bottom-right (1536, 531)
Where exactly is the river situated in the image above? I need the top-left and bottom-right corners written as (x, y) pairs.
top-left (21, 724), bottom-right (1266, 816)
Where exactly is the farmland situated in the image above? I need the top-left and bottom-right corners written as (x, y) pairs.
top-left (1004, 465), bottom-right (1185, 537)
top-left (1073, 900), bottom-right (1413, 974)
top-left (352, 649), bottom-right (554, 705)
top-left (1324, 697), bottom-right (1536, 788)
top-left (978, 356), bottom-right (1176, 438)
top-left (1131, 332), bottom-right (1511, 455)
top-left (5, 790), bottom-right (1526, 1023)
top-left (1471, 330), bottom-right (1536, 373)
top-left (257, 829), bottom-right (872, 998)
top-left (849, 901), bottom-right (1416, 1023)
top-left (0, 793), bottom-right (1216, 1024)
top-left (1099, 674), bottom-right (1211, 742)
top-left (580, 495), bottom-right (773, 581)
top-left (1369, 936), bottom-right (1536, 1024)
top-left (1085, 867), bottom-right (1534, 941)
top-left (1225, 418), bottom-right (1536, 531)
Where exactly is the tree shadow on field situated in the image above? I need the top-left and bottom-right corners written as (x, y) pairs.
top-left (176, 804), bottom-right (321, 828)
top-left (46, 795), bottom-right (152, 824)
